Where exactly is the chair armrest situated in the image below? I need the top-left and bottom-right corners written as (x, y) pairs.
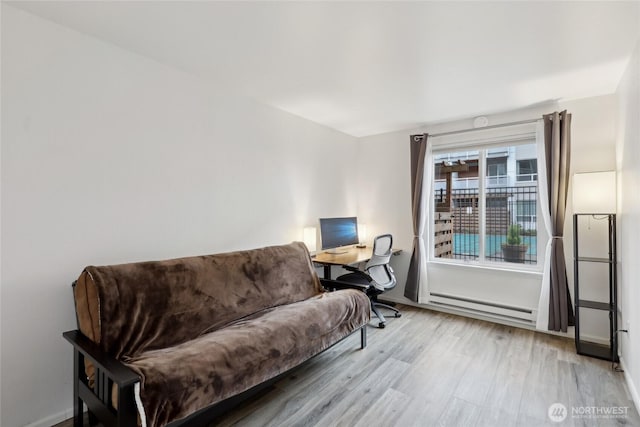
top-left (320, 278), bottom-right (370, 292)
top-left (342, 265), bottom-right (362, 273)
top-left (63, 330), bottom-right (139, 387)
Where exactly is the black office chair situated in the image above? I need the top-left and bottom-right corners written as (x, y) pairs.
top-left (337, 234), bottom-right (400, 328)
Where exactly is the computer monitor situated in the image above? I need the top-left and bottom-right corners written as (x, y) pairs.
top-left (319, 217), bottom-right (359, 254)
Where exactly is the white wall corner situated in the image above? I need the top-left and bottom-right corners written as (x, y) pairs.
top-left (620, 356), bottom-right (640, 416)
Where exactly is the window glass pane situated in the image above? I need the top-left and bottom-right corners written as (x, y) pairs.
top-left (486, 156), bottom-right (507, 186)
top-left (517, 159), bottom-right (538, 181)
top-left (432, 143), bottom-right (537, 267)
top-left (433, 150), bottom-right (479, 260)
top-left (485, 144), bottom-right (537, 264)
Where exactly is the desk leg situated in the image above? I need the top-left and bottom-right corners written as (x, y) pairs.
top-left (323, 265), bottom-right (332, 280)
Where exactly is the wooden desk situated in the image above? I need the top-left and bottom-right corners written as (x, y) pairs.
top-left (313, 246), bottom-right (401, 279)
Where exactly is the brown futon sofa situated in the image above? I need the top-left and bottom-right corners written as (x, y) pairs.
top-left (64, 242), bottom-right (370, 427)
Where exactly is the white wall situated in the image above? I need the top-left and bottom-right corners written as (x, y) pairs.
top-left (356, 130), bottom-right (414, 291)
top-left (562, 95), bottom-right (618, 174)
top-left (0, 6), bottom-right (358, 426)
top-left (616, 38), bottom-right (640, 411)
top-left (559, 95), bottom-right (618, 342)
top-left (358, 96), bottom-right (618, 335)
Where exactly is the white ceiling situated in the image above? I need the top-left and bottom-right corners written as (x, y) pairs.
top-left (9, 1), bottom-right (640, 137)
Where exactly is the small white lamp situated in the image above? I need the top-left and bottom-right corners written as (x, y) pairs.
top-left (357, 223), bottom-right (367, 248)
top-left (303, 226), bottom-right (317, 253)
top-left (572, 171), bottom-right (616, 214)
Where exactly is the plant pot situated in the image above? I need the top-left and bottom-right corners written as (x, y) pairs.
top-left (501, 243), bottom-right (528, 263)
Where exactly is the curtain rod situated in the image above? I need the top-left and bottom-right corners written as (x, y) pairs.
top-left (426, 118), bottom-right (540, 138)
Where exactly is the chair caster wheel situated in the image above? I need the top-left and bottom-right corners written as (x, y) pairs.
top-left (395, 313), bottom-right (402, 318)
top-left (378, 322), bottom-right (386, 329)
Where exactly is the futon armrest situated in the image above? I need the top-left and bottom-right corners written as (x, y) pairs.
top-left (320, 278), bottom-right (370, 292)
top-left (63, 330), bottom-right (139, 386)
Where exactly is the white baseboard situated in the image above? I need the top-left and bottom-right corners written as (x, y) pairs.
top-left (382, 295), bottom-right (544, 332)
top-left (620, 356), bottom-right (640, 415)
top-left (25, 407), bottom-right (73, 427)
top-left (381, 295), bottom-right (579, 341)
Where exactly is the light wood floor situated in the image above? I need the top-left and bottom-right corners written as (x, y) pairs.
top-left (56, 306), bottom-right (639, 427)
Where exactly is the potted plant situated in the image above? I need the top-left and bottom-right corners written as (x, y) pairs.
top-left (501, 224), bottom-right (528, 263)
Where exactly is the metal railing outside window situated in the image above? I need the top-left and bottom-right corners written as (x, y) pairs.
top-left (435, 185), bottom-right (537, 264)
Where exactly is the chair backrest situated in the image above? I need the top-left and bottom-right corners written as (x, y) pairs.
top-left (364, 234), bottom-right (396, 291)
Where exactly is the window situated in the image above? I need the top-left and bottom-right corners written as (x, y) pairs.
top-left (486, 157), bottom-right (507, 186)
top-left (517, 159), bottom-right (537, 182)
top-left (432, 143), bottom-right (538, 266)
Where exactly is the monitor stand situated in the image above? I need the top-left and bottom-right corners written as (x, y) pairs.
top-left (326, 247), bottom-right (349, 255)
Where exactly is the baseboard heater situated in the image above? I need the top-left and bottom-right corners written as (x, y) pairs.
top-left (429, 292), bottom-right (537, 324)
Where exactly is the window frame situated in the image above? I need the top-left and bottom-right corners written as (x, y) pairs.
top-left (427, 124), bottom-right (544, 273)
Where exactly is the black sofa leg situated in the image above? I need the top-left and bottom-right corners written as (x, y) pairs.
top-left (74, 399), bottom-right (83, 427)
top-left (73, 351), bottom-right (84, 427)
top-left (361, 326), bottom-right (367, 349)
top-left (88, 410), bottom-right (98, 426)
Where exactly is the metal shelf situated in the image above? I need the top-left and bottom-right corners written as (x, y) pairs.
top-left (577, 299), bottom-right (613, 311)
top-left (573, 214), bottom-right (618, 363)
top-left (576, 256), bottom-right (613, 263)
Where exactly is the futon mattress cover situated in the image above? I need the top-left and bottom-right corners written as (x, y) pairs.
top-left (124, 289), bottom-right (370, 426)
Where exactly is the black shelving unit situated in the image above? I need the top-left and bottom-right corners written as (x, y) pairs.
top-left (573, 213), bottom-right (618, 362)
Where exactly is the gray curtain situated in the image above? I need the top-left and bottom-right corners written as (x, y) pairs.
top-left (405, 133), bottom-right (428, 301)
top-left (544, 111), bottom-right (575, 332)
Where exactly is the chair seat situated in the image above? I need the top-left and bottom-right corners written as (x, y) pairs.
top-left (336, 272), bottom-right (368, 285)
top-left (336, 272), bottom-right (378, 295)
